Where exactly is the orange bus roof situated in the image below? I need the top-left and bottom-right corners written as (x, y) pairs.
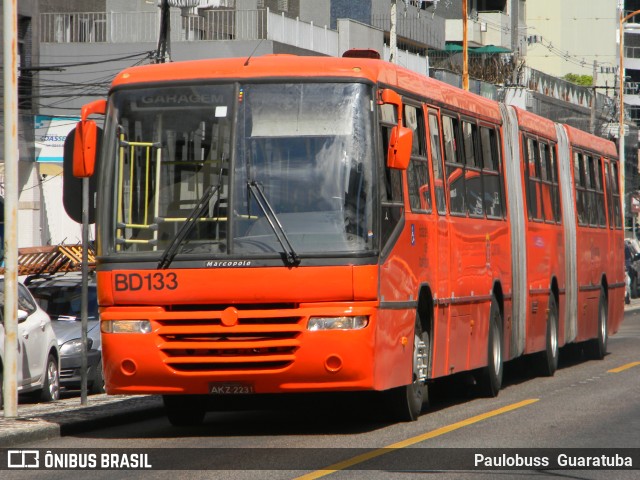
top-left (511, 105), bottom-right (558, 141)
top-left (564, 124), bottom-right (619, 159)
top-left (110, 54), bottom-right (503, 123)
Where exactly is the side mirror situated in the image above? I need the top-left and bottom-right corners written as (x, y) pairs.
top-left (73, 119), bottom-right (99, 177)
top-left (379, 89), bottom-right (412, 170)
top-left (73, 99), bottom-right (106, 178)
top-left (387, 125), bottom-right (412, 170)
top-left (18, 310), bottom-right (29, 323)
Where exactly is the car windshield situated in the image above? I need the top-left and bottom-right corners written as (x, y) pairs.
top-left (30, 284), bottom-right (98, 321)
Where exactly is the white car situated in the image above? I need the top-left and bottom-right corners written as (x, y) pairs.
top-left (0, 279), bottom-right (60, 408)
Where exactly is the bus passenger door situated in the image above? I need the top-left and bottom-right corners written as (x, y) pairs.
top-left (426, 107), bottom-right (451, 378)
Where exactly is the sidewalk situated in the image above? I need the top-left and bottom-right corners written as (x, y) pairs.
top-left (0, 393), bottom-right (164, 447)
top-left (2, 297), bottom-right (640, 447)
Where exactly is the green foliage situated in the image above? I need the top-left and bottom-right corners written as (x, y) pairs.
top-left (563, 73), bottom-right (593, 86)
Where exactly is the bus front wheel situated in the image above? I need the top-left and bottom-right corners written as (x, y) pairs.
top-left (386, 317), bottom-right (429, 422)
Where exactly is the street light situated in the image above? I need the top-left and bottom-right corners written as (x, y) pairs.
top-left (619, 9), bottom-right (640, 221)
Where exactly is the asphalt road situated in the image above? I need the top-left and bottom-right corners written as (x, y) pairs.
top-left (4, 309), bottom-right (640, 480)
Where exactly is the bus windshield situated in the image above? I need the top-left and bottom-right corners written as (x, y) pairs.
top-left (100, 82), bottom-right (377, 261)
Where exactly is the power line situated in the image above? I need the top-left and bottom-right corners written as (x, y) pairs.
top-left (21, 51), bottom-right (154, 71)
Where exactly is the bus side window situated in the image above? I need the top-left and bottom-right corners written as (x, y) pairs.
top-left (549, 145), bottom-right (562, 222)
top-left (462, 121), bottom-right (484, 217)
top-left (443, 115), bottom-right (465, 215)
top-left (480, 126), bottom-right (503, 218)
top-left (428, 112), bottom-right (447, 215)
top-left (604, 160), bottom-right (613, 229)
top-left (584, 155), bottom-right (597, 226)
top-left (574, 152), bottom-right (587, 226)
top-left (379, 102), bottom-right (404, 246)
top-left (525, 137), bottom-right (541, 221)
top-left (609, 161), bottom-right (623, 228)
top-left (539, 141), bottom-right (555, 223)
top-left (405, 104), bottom-right (431, 212)
top-left (593, 157), bottom-right (606, 227)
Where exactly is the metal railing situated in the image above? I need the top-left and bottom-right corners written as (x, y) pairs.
top-left (39, 9), bottom-right (336, 46)
top-left (40, 9), bottom-right (269, 43)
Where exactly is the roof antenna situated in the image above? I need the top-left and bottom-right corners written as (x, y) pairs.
top-left (244, 38), bottom-right (265, 66)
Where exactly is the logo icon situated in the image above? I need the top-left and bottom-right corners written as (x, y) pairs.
top-left (8, 450), bottom-right (40, 468)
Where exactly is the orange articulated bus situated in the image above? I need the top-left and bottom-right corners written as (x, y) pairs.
top-left (67, 52), bottom-right (624, 426)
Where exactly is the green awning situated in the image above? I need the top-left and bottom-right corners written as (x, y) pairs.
top-left (444, 43), bottom-right (464, 52)
top-left (471, 45), bottom-right (511, 54)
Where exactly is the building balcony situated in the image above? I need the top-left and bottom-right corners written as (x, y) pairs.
top-left (39, 9), bottom-right (340, 56)
top-left (446, 11), bottom-right (511, 51)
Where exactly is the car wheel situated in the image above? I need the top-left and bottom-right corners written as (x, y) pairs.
top-left (41, 354), bottom-right (60, 402)
top-left (89, 359), bottom-right (106, 394)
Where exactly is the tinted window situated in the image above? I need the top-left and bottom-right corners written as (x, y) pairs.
top-left (30, 283), bottom-right (98, 320)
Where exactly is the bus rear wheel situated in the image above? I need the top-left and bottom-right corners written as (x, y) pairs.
top-left (586, 286), bottom-right (608, 360)
top-left (386, 318), bottom-right (429, 422)
top-left (477, 297), bottom-right (503, 397)
top-left (163, 395), bottom-right (207, 426)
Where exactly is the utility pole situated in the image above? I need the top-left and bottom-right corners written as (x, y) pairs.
top-left (3, 0), bottom-right (19, 418)
top-left (589, 61), bottom-right (598, 134)
top-left (462, 0), bottom-right (469, 90)
top-left (156, 0), bottom-right (171, 63)
top-left (390, 0), bottom-right (398, 64)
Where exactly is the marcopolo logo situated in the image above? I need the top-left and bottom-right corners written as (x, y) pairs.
top-left (8, 450), bottom-right (40, 469)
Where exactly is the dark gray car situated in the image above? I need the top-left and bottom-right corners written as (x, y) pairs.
top-left (26, 272), bottom-right (104, 394)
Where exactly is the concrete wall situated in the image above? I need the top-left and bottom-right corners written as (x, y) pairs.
top-left (299, 0), bottom-right (330, 27)
top-left (338, 19), bottom-right (383, 57)
top-left (330, 0), bottom-right (371, 30)
top-left (526, 0), bottom-right (616, 84)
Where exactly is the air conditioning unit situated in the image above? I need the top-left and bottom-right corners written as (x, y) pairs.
top-left (526, 92), bottom-right (534, 109)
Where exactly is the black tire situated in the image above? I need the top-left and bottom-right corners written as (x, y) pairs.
top-left (537, 293), bottom-right (559, 376)
top-left (631, 273), bottom-right (639, 299)
top-left (163, 395), bottom-right (207, 426)
top-left (586, 287), bottom-right (608, 360)
top-left (386, 317), bottom-right (429, 422)
top-left (89, 359), bottom-right (106, 394)
top-left (477, 296), bottom-right (503, 397)
top-left (40, 354), bottom-right (60, 402)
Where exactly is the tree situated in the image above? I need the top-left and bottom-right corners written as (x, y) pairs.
top-left (563, 73), bottom-right (593, 86)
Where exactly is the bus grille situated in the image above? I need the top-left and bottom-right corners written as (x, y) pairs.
top-left (155, 312), bottom-right (303, 373)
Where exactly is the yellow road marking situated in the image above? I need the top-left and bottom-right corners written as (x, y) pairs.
top-left (294, 398), bottom-right (539, 480)
top-left (608, 361), bottom-right (640, 373)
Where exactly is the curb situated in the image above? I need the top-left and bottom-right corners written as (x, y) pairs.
top-left (0, 395), bottom-right (165, 447)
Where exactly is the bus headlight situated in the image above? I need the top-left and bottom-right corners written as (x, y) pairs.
top-left (307, 316), bottom-right (368, 331)
top-left (101, 320), bottom-right (152, 334)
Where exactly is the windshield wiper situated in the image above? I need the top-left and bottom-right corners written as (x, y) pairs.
top-left (158, 184), bottom-right (220, 269)
top-left (247, 181), bottom-right (300, 266)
